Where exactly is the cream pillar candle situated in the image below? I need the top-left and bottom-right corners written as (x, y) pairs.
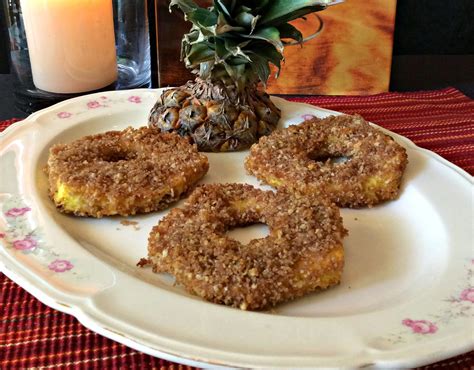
top-left (20, 0), bottom-right (117, 94)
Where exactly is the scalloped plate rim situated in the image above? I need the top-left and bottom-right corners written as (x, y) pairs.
top-left (0, 88), bottom-right (473, 369)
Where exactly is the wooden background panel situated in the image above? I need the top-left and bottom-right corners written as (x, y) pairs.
top-left (267, 0), bottom-right (397, 95)
top-left (153, 0), bottom-right (396, 95)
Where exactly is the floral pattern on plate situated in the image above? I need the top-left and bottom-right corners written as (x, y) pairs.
top-left (53, 94), bottom-right (149, 120)
top-left (128, 95), bottom-right (142, 104)
top-left (0, 195), bottom-right (82, 277)
top-left (382, 260), bottom-right (474, 345)
top-left (57, 111), bottom-right (72, 119)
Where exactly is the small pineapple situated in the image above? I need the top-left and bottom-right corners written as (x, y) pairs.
top-left (149, 0), bottom-right (340, 152)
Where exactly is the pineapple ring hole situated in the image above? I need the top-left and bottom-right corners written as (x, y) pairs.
top-left (100, 150), bottom-right (138, 163)
top-left (308, 151), bottom-right (352, 165)
top-left (226, 223), bottom-right (270, 245)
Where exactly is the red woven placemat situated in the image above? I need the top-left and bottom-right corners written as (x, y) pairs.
top-left (1, 87), bottom-right (473, 369)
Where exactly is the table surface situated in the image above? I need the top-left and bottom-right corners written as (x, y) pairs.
top-left (1, 78), bottom-right (473, 369)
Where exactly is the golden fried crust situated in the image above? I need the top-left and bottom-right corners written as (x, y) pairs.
top-left (46, 127), bottom-right (209, 217)
top-left (245, 115), bottom-right (408, 208)
top-left (147, 183), bottom-right (346, 310)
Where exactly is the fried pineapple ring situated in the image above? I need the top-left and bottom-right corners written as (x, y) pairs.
top-left (245, 115), bottom-right (408, 207)
top-left (46, 127), bottom-right (209, 217)
top-left (147, 183), bottom-right (346, 310)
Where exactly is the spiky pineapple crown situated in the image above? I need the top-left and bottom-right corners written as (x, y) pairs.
top-left (171, 0), bottom-right (340, 90)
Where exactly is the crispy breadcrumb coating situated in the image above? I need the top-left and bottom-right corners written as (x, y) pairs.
top-left (46, 127), bottom-right (209, 217)
top-left (146, 183), bottom-right (346, 310)
top-left (245, 115), bottom-right (408, 207)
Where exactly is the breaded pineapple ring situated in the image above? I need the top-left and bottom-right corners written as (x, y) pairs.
top-left (147, 183), bottom-right (346, 310)
top-left (245, 115), bottom-right (408, 208)
top-left (46, 127), bottom-right (209, 217)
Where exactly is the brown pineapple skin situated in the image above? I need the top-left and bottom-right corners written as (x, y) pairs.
top-left (148, 81), bottom-right (281, 152)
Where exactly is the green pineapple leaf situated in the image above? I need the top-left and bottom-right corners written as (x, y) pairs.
top-left (247, 43), bottom-right (284, 78)
top-left (225, 39), bottom-right (252, 57)
top-left (199, 61), bottom-right (215, 79)
top-left (185, 43), bottom-right (215, 67)
top-left (246, 0), bottom-right (272, 14)
top-left (223, 63), bottom-right (247, 86)
top-left (248, 53), bottom-right (271, 86)
top-left (187, 8), bottom-right (218, 27)
top-left (242, 26), bottom-right (283, 52)
top-left (215, 37), bottom-right (228, 60)
top-left (260, 0), bottom-right (330, 25)
top-left (235, 11), bottom-right (261, 34)
top-left (278, 23), bottom-right (304, 44)
top-left (216, 38), bottom-right (252, 65)
top-left (216, 13), bottom-right (246, 34)
top-left (169, 0), bottom-right (199, 14)
top-left (227, 55), bottom-right (252, 65)
top-left (186, 8), bottom-right (218, 35)
top-left (214, 0), bottom-right (232, 18)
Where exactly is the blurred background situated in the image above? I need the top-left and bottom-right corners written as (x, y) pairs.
top-left (0, 0), bottom-right (473, 119)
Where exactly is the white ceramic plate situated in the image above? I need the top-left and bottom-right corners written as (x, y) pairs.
top-left (1, 89), bottom-right (473, 369)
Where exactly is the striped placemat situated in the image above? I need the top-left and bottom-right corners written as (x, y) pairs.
top-left (1, 87), bottom-right (473, 369)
